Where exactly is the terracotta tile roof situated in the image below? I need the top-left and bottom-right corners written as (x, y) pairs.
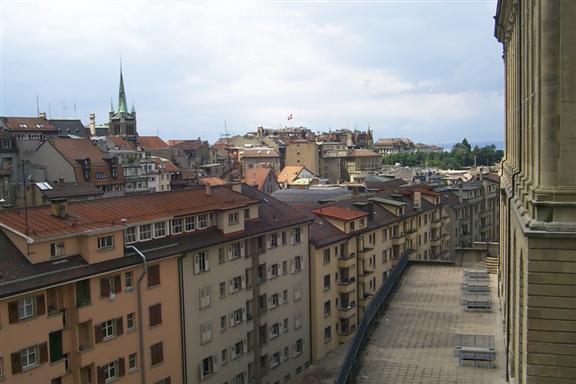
top-left (347, 148), bottom-right (380, 157)
top-left (483, 173), bottom-right (500, 183)
top-left (242, 148), bottom-right (279, 158)
top-left (277, 166), bottom-right (304, 184)
top-left (1, 116), bottom-right (58, 132)
top-left (200, 177), bottom-right (227, 186)
top-left (171, 140), bottom-right (204, 151)
top-left (138, 136), bottom-right (169, 149)
top-left (151, 157), bottom-right (179, 172)
top-left (312, 205), bottom-right (368, 221)
top-left (0, 187), bottom-right (258, 240)
top-left (244, 167), bottom-right (274, 190)
top-left (50, 137), bottom-right (111, 166)
top-left (108, 136), bottom-right (135, 149)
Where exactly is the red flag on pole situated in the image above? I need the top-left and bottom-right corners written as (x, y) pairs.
top-left (287, 114), bottom-right (293, 121)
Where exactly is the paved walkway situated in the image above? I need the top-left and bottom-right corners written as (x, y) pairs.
top-left (355, 264), bottom-right (507, 384)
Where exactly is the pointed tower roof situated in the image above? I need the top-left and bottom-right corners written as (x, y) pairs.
top-left (110, 98), bottom-right (115, 113)
top-left (131, 102), bottom-right (136, 114)
top-left (118, 64), bottom-right (128, 113)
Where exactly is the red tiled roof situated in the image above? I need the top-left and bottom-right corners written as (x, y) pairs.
top-left (483, 173), bottom-right (500, 183)
top-left (0, 187), bottom-right (258, 239)
top-left (151, 157), bottom-right (179, 172)
top-left (2, 116), bottom-right (58, 132)
top-left (200, 177), bottom-right (227, 186)
top-left (171, 140), bottom-right (204, 151)
top-left (312, 205), bottom-right (368, 221)
top-left (50, 138), bottom-right (110, 166)
top-left (108, 136), bottom-right (135, 149)
top-left (245, 167), bottom-right (273, 190)
top-left (138, 136), bottom-right (168, 149)
top-left (277, 166), bottom-right (304, 184)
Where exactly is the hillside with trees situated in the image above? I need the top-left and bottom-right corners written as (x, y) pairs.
top-left (381, 139), bottom-right (503, 169)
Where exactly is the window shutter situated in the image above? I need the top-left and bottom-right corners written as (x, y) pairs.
top-left (229, 313), bottom-right (234, 327)
top-left (241, 275), bottom-right (246, 289)
top-left (116, 317), bottom-right (124, 336)
top-left (118, 357), bottom-right (126, 377)
top-left (114, 275), bottom-right (122, 293)
top-left (164, 378), bottom-right (171, 384)
top-left (198, 361), bottom-right (204, 381)
top-left (39, 342), bottom-right (48, 364)
top-left (213, 355), bottom-right (219, 372)
top-left (8, 301), bottom-right (18, 323)
top-left (194, 254), bottom-right (200, 274)
top-left (290, 258), bottom-right (295, 274)
top-left (266, 237), bottom-right (271, 249)
top-left (100, 278), bottom-right (110, 297)
top-left (150, 303), bottom-right (162, 327)
top-left (36, 294), bottom-right (46, 316)
top-left (11, 351), bottom-right (22, 374)
top-left (243, 339), bottom-right (247, 353)
top-left (205, 254), bottom-right (210, 271)
top-left (148, 264), bottom-right (160, 287)
top-left (95, 323), bottom-right (103, 343)
top-left (240, 242), bottom-right (245, 257)
top-left (97, 366), bottom-right (105, 384)
top-left (242, 308), bottom-right (246, 321)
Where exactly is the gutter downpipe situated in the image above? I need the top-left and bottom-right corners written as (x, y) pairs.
top-left (178, 255), bottom-right (188, 384)
top-left (127, 245), bottom-right (148, 384)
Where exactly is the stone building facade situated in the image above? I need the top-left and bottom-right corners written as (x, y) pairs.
top-left (495, 1), bottom-right (576, 383)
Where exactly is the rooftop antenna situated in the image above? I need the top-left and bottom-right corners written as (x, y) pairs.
top-left (48, 102), bottom-right (52, 119)
top-left (36, 94), bottom-right (40, 117)
top-left (74, 102), bottom-right (77, 119)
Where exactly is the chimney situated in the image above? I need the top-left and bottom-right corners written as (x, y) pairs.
top-left (458, 183), bottom-right (463, 203)
top-left (50, 198), bottom-right (68, 219)
top-left (39, 112), bottom-right (47, 119)
top-left (232, 183), bottom-right (242, 194)
top-left (413, 191), bottom-right (421, 210)
top-left (205, 183), bottom-right (211, 196)
top-left (89, 113), bottom-right (96, 135)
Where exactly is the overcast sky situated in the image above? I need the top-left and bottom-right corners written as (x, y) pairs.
top-left (1, 0), bottom-right (503, 146)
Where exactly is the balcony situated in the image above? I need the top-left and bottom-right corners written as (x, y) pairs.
top-left (431, 237), bottom-right (441, 246)
top-left (359, 293), bottom-right (374, 306)
top-left (431, 220), bottom-right (441, 229)
top-left (338, 322), bottom-right (356, 338)
top-left (358, 270), bottom-right (374, 284)
top-left (405, 229), bottom-right (417, 240)
top-left (391, 235), bottom-right (405, 246)
top-left (338, 301), bottom-right (357, 317)
top-left (338, 255), bottom-right (356, 268)
top-left (338, 277), bottom-right (357, 294)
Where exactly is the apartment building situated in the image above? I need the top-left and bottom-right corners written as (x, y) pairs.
top-left (307, 187), bottom-right (451, 361)
top-left (495, 1), bottom-right (576, 383)
top-left (0, 185), bottom-right (313, 384)
top-left (343, 149), bottom-right (380, 182)
top-left (284, 141), bottom-right (320, 176)
top-left (179, 184), bottom-right (313, 384)
top-left (0, 196), bottom-right (182, 384)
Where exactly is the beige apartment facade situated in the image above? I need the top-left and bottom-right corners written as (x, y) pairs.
top-left (284, 141), bottom-right (320, 176)
top-left (495, 1), bottom-right (576, 383)
top-left (308, 188), bottom-right (451, 362)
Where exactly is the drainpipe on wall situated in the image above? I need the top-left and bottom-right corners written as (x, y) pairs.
top-left (127, 245), bottom-right (148, 384)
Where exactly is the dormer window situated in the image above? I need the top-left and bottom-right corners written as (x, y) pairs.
top-left (228, 212), bottom-right (240, 225)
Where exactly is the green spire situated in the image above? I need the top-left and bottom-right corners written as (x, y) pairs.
top-left (110, 98), bottom-right (115, 113)
top-left (118, 64), bottom-right (128, 113)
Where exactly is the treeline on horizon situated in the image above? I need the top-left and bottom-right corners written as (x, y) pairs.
top-left (382, 139), bottom-right (504, 169)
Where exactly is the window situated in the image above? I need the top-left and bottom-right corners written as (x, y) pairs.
top-left (294, 286), bottom-right (302, 302)
top-left (281, 231), bottom-right (287, 245)
top-left (323, 274), bottom-right (331, 291)
top-left (323, 249), bottom-right (330, 265)
top-left (271, 352), bottom-right (281, 368)
top-left (198, 214), bottom-right (208, 228)
top-left (228, 243), bottom-right (242, 260)
top-left (0, 356), bottom-right (3, 378)
top-left (244, 208), bottom-right (250, 219)
top-left (271, 264), bottom-right (279, 278)
top-left (270, 293), bottom-right (279, 309)
top-left (220, 315), bottom-right (227, 331)
top-left (102, 319), bottom-right (116, 339)
top-left (128, 353), bottom-right (137, 372)
top-left (154, 221), bottom-right (166, 238)
top-left (270, 233), bottom-right (279, 248)
top-left (229, 275), bottom-right (243, 294)
top-left (103, 360), bottom-right (118, 382)
top-left (221, 349), bottom-right (228, 365)
top-left (150, 342), bottom-right (164, 366)
top-left (125, 226), bottom-right (137, 243)
top-left (100, 275), bottom-right (121, 298)
top-left (97, 235), bottom-right (114, 250)
top-left (139, 224), bottom-right (152, 241)
top-left (323, 300), bottom-right (331, 318)
top-left (324, 326), bottom-right (332, 343)
top-left (231, 340), bottom-right (244, 360)
top-left (292, 256), bottom-right (303, 273)
top-left (294, 227), bottom-right (301, 243)
top-left (270, 323), bottom-right (280, 339)
top-left (350, 221), bottom-right (355, 231)
top-left (195, 252), bottom-right (209, 274)
top-left (171, 218), bottom-right (183, 234)
top-left (228, 212), bottom-right (239, 225)
top-left (125, 272), bottom-right (133, 290)
top-left (219, 282), bottom-right (227, 298)
top-left (199, 286), bottom-right (211, 309)
top-left (127, 313), bottom-right (135, 331)
top-left (20, 345), bottom-right (38, 369)
top-left (295, 339), bottom-right (303, 356)
top-left (185, 216), bottom-right (195, 231)
top-left (75, 280), bottom-right (91, 307)
top-left (230, 308), bottom-right (244, 327)
top-left (50, 241), bottom-right (65, 258)
top-left (149, 303), bottom-right (162, 327)
top-left (218, 248), bottom-right (225, 264)
top-left (200, 356), bottom-right (215, 379)
top-left (282, 260), bottom-right (288, 275)
top-left (148, 264), bottom-right (160, 287)
top-left (282, 289), bottom-right (288, 304)
top-left (200, 322), bottom-right (212, 344)
top-left (18, 297), bottom-right (35, 320)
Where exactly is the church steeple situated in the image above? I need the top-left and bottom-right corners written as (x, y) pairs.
top-left (118, 64), bottom-right (128, 113)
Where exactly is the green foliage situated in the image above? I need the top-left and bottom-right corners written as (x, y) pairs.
top-left (381, 138), bottom-right (503, 169)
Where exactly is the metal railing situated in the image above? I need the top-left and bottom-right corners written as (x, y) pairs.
top-left (334, 250), bottom-right (410, 384)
